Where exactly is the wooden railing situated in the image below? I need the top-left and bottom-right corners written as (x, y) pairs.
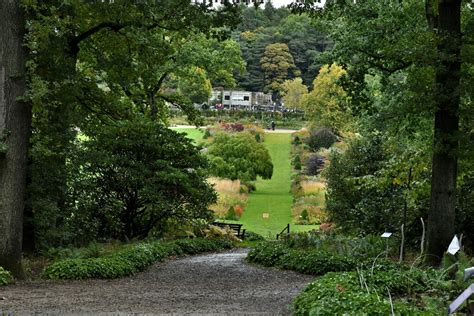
top-left (276, 224), bottom-right (290, 240)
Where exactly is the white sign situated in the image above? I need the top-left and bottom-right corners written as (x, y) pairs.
top-left (447, 235), bottom-right (461, 255)
top-left (381, 232), bottom-right (392, 238)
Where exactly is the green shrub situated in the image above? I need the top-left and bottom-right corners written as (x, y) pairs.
top-left (203, 128), bottom-right (211, 139)
top-left (278, 250), bottom-right (355, 275)
top-left (42, 238), bottom-right (232, 280)
top-left (244, 231), bottom-right (265, 241)
top-left (292, 135), bottom-right (302, 146)
top-left (282, 233), bottom-right (388, 261)
top-left (247, 242), bottom-right (290, 267)
top-left (306, 128), bottom-right (337, 152)
top-left (206, 132), bottom-right (273, 182)
top-left (0, 266), bottom-right (13, 286)
top-left (292, 154), bottom-right (302, 170)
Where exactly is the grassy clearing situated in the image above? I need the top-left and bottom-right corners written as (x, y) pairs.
top-left (238, 133), bottom-right (317, 238)
top-left (172, 127), bottom-right (204, 143)
top-left (174, 128), bottom-right (316, 237)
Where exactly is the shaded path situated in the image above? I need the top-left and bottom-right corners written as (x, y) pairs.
top-left (0, 249), bottom-right (313, 315)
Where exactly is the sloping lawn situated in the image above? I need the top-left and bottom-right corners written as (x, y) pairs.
top-left (173, 127), bottom-right (316, 238)
top-left (239, 133), bottom-right (317, 238)
top-left (172, 127), bottom-right (204, 143)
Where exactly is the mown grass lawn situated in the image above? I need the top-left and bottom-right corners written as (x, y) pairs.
top-left (173, 127), bottom-right (317, 238)
top-left (238, 133), bottom-right (316, 238)
top-left (172, 127), bottom-right (204, 143)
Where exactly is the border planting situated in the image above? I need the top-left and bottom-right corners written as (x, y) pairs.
top-left (247, 240), bottom-right (450, 314)
top-left (42, 238), bottom-right (232, 280)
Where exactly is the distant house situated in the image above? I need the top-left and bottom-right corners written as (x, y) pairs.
top-left (210, 89), bottom-right (273, 110)
top-left (192, 0), bottom-right (266, 8)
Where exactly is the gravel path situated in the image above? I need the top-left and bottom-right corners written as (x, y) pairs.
top-left (0, 248), bottom-right (313, 315)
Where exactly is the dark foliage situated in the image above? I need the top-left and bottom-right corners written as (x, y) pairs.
top-left (66, 119), bottom-right (216, 243)
top-left (306, 127), bottom-right (337, 152)
top-left (305, 154), bottom-right (324, 176)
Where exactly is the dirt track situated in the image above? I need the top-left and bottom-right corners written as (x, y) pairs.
top-left (0, 248), bottom-right (313, 315)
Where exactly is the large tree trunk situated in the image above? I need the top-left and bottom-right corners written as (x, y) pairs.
top-left (426, 0), bottom-right (461, 266)
top-left (0, 0), bottom-right (30, 278)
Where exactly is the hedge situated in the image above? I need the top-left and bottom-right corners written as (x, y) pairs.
top-left (42, 238), bottom-right (232, 280)
top-left (0, 266), bottom-right (12, 285)
top-left (246, 241), bottom-right (392, 275)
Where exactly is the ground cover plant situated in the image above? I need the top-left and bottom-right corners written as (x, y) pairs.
top-left (0, 266), bottom-right (13, 285)
top-left (42, 238), bottom-right (233, 280)
top-left (247, 232), bottom-right (469, 314)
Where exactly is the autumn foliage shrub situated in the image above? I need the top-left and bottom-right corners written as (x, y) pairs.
top-left (221, 122), bottom-right (244, 132)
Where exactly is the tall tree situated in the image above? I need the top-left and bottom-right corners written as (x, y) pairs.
top-left (425, 0), bottom-right (462, 265)
top-left (24, 1), bottom-right (243, 250)
top-left (0, 1), bottom-right (30, 278)
top-left (302, 63), bottom-right (350, 132)
top-left (292, 0), bottom-right (466, 264)
top-left (260, 42), bottom-right (297, 97)
top-left (281, 77), bottom-right (308, 109)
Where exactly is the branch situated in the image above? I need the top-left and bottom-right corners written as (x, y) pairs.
top-left (68, 22), bottom-right (128, 57)
top-left (353, 48), bottom-right (412, 74)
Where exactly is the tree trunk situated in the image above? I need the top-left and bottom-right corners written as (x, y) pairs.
top-left (0, 0), bottom-right (30, 278)
top-left (426, 0), bottom-right (461, 266)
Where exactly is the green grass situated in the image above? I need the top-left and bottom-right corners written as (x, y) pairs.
top-left (172, 127), bottom-right (204, 143)
top-left (174, 128), bottom-right (316, 238)
top-left (238, 133), bottom-right (317, 238)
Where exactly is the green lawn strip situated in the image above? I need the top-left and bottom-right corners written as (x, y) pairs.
top-left (238, 133), bottom-right (316, 238)
top-left (171, 127), bottom-right (204, 143)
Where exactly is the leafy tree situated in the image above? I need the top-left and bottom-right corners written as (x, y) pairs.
top-left (281, 77), bottom-right (308, 109)
top-left (207, 132), bottom-right (273, 182)
top-left (178, 67), bottom-right (212, 105)
top-left (292, 0), bottom-right (470, 265)
top-left (260, 43), bottom-right (298, 97)
top-left (235, 29), bottom-right (274, 91)
top-left (278, 14), bottom-right (327, 86)
top-left (325, 134), bottom-right (430, 236)
top-left (69, 119), bottom-right (216, 242)
top-left (302, 63), bottom-right (350, 132)
top-left (0, 1), bottom-right (29, 278)
top-left (23, 1), bottom-right (243, 251)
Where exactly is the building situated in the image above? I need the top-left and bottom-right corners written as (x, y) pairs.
top-left (193, 0), bottom-right (266, 8)
top-left (210, 90), bottom-right (273, 110)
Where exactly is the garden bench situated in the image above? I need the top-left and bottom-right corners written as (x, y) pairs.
top-left (212, 222), bottom-right (246, 239)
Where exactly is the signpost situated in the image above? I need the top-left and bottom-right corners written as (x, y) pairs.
top-left (381, 232), bottom-right (392, 258)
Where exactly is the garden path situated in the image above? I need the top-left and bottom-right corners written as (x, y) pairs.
top-left (0, 248), bottom-right (313, 315)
